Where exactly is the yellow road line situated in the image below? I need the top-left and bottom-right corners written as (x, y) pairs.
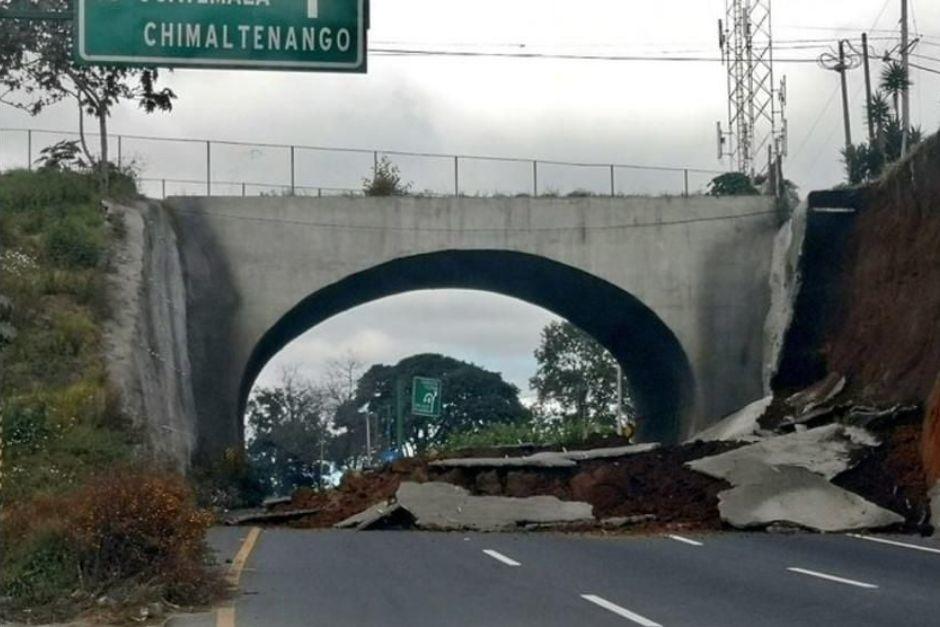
top-left (218, 527), bottom-right (262, 627)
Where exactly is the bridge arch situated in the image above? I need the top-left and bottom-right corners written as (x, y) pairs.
top-left (238, 249), bottom-right (695, 444)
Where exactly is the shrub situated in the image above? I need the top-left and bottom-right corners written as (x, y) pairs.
top-left (44, 217), bottom-right (106, 268)
top-left (707, 172), bottom-right (759, 196)
top-left (362, 156), bottom-right (412, 197)
top-left (1, 470), bottom-right (222, 619)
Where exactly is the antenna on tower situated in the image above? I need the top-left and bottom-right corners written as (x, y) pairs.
top-left (716, 0), bottom-right (788, 177)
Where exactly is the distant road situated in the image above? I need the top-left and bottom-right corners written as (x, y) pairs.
top-left (174, 528), bottom-right (940, 627)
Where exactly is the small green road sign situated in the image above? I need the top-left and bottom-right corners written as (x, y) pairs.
top-left (76, 0), bottom-right (367, 72)
top-left (412, 377), bottom-right (442, 418)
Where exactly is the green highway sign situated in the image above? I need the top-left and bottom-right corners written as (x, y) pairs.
top-left (412, 377), bottom-right (442, 418)
top-left (76, 0), bottom-right (367, 72)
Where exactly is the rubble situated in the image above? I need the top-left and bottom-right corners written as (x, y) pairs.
top-left (334, 501), bottom-right (413, 531)
top-left (686, 422), bottom-right (916, 532)
top-left (429, 443), bottom-right (660, 470)
top-left (717, 465), bottom-right (904, 532)
top-left (786, 373), bottom-right (846, 415)
top-left (225, 508), bottom-right (321, 526)
top-left (394, 482), bottom-right (595, 531)
top-left (687, 424), bottom-right (879, 483)
top-left (690, 396), bottom-right (773, 443)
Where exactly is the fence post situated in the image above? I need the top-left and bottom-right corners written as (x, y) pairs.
top-left (206, 141), bottom-right (211, 196)
top-left (117, 135), bottom-right (123, 169)
top-left (373, 150), bottom-right (379, 175)
top-left (161, 179), bottom-right (166, 199)
top-left (683, 169), bottom-right (690, 197)
top-left (27, 129), bottom-right (32, 172)
top-left (610, 165), bottom-right (616, 196)
top-left (454, 156), bottom-right (459, 197)
top-left (533, 160), bottom-right (538, 197)
top-left (318, 188), bottom-right (322, 198)
top-left (290, 145), bottom-right (296, 195)
top-left (241, 182), bottom-right (246, 197)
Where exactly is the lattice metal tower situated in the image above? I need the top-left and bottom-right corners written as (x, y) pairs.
top-left (717, 0), bottom-right (788, 177)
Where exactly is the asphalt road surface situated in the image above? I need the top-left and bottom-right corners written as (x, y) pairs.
top-left (173, 527), bottom-right (940, 627)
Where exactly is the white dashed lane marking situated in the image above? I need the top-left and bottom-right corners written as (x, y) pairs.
top-left (667, 534), bottom-right (703, 547)
top-left (581, 595), bottom-right (663, 626)
top-left (787, 567), bottom-right (879, 590)
top-left (482, 549), bottom-right (521, 567)
top-left (847, 534), bottom-right (940, 555)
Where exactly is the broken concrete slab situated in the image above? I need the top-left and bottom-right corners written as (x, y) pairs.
top-left (718, 465), bottom-right (905, 532)
top-left (429, 443), bottom-right (659, 470)
top-left (843, 404), bottom-right (920, 430)
top-left (430, 456), bottom-right (577, 469)
top-left (334, 501), bottom-right (411, 531)
top-left (599, 514), bottom-right (658, 529)
top-left (553, 443), bottom-right (660, 461)
top-left (395, 481), bottom-right (594, 531)
top-left (225, 508), bottom-right (320, 526)
top-left (786, 373), bottom-right (846, 415)
top-left (262, 496), bottom-right (293, 510)
top-left (689, 396), bottom-right (773, 443)
top-left (687, 424), bottom-right (879, 483)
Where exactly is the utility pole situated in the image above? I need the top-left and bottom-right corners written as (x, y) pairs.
top-left (818, 40), bottom-right (861, 156)
top-left (839, 40), bottom-right (853, 153)
top-left (862, 33), bottom-right (875, 144)
top-left (900, 0), bottom-right (910, 155)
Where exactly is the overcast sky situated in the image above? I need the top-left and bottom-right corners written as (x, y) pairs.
top-left (2, 0), bottom-right (937, 398)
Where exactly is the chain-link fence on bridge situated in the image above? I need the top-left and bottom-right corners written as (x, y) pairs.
top-left (0, 127), bottom-right (725, 199)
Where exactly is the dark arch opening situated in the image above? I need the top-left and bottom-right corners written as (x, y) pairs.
top-left (238, 250), bottom-right (695, 443)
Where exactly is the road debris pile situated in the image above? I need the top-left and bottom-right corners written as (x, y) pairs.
top-left (228, 389), bottom-right (930, 535)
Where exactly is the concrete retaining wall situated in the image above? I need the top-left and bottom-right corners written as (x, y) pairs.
top-left (103, 201), bottom-right (196, 470)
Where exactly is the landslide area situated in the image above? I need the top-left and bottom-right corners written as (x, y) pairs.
top-left (826, 133), bottom-right (940, 403)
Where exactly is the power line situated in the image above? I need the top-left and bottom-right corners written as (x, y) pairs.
top-left (369, 48), bottom-right (820, 64)
top-left (910, 62), bottom-right (940, 75)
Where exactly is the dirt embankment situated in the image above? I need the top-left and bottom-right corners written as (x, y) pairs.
top-left (825, 134), bottom-right (940, 404)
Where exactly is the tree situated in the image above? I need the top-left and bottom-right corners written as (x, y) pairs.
top-left (352, 354), bottom-right (529, 453)
top-left (245, 370), bottom-right (333, 496)
top-left (0, 1), bottom-right (176, 190)
top-left (530, 321), bottom-right (632, 435)
top-left (707, 172), bottom-right (759, 197)
top-left (880, 61), bottom-right (911, 123)
top-left (362, 156), bottom-right (412, 196)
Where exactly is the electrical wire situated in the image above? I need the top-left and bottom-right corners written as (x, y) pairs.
top-left (369, 48), bottom-right (820, 64)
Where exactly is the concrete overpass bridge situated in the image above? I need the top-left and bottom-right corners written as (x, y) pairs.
top-left (114, 194), bottom-right (781, 465)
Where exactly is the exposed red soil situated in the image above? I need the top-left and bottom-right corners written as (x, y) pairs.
top-left (923, 374), bottom-right (940, 485)
top-left (833, 417), bottom-right (931, 530)
top-left (274, 441), bottom-right (740, 532)
top-left (825, 133), bottom-right (940, 405)
top-left (273, 459), bottom-right (429, 528)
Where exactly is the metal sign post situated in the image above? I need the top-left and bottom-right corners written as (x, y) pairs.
top-left (74, 0), bottom-right (368, 72)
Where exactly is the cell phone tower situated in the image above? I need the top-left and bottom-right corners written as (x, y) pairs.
top-left (716, 0), bottom-right (788, 177)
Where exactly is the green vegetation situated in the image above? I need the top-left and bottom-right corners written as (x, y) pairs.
top-left (442, 419), bottom-right (620, 452)
top-left (0, 169), bottom-right (220, 621)
top-left (841, 61), bottom-right (923, 184)
top-left (707, 172), bottom-right (760, 196)
top-left (362, 156), bottom-right (413, 196)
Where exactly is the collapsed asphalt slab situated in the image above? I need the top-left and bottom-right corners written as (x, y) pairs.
top-left (686, 424), bottom-right (907, 532)
top-left (429, 443), bottom-right (661, 470)
top-left (717, 465), bottom-right (904, 532)
top-left (334, 482), bottom-right (594, 532)
top-left (687, 424), bottom-right (879, 482)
